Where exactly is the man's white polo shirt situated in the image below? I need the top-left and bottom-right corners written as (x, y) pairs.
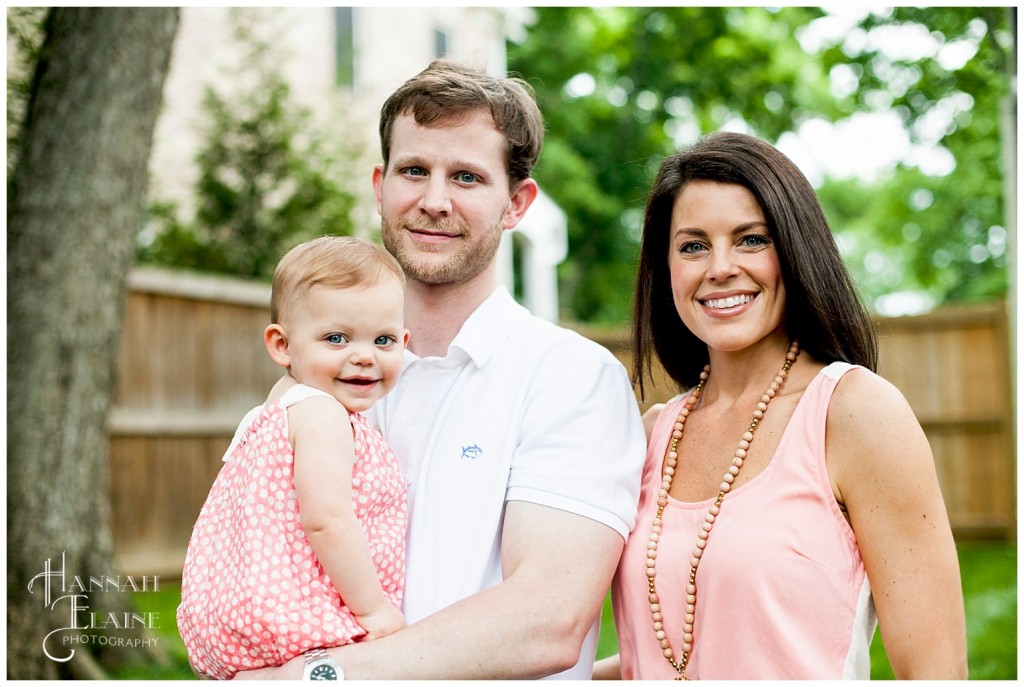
top-left (364, 286), bottom-right (646, 679)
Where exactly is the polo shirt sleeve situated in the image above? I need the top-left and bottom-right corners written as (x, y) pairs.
top-left (505, 346), bottom-right (646, 539)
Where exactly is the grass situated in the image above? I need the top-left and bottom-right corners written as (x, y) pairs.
top-left (112, 579), bottom-right (193, 680)
top-left (868, 540), bottom-right (1018, 680)
top-left (596, 539), bottom-right (1016, 680)
top-left (115, 540), bottom-right (1015, 679)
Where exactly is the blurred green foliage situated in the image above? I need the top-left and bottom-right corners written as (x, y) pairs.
top-left (136, 9), bottom-right (363, 281)
top-left (508, 7), bottom-right (1013, 322)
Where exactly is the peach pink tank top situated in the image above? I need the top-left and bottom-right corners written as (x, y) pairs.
top-left (612, 362), bottom-right (876, 679)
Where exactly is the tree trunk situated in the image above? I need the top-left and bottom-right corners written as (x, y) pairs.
top-left (7, 8), bottom-right (179, 679)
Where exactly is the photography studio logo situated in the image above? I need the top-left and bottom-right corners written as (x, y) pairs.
top-left (27, 552), bottom-right (162, 662)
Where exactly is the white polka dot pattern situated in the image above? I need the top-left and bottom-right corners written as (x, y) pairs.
top-left (177, 404), bottom-right (407, 679)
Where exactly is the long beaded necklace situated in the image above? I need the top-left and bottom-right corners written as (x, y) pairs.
top-left (646, 341), bottom-right (800, 680)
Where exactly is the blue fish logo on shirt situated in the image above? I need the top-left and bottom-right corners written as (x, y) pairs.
top-left (461, 444), bottom-right (483, 460)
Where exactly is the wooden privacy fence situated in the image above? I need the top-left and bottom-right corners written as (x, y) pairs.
top-left (109, 268), bottom-right (283, 577)
top-left (109, 268), bottom-right (1016, 577)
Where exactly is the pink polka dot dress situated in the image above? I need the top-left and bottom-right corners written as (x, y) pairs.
top-left (177, 385), bottom-right (407, 679)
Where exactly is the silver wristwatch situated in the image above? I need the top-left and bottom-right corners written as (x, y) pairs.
top-left (301, 648), bottom-right (343, 681)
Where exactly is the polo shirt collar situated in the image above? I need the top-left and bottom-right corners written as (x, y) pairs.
top-left (401, 287), bottom-right (524, 369)
top-left (448, 286), bottom-right (524, 368)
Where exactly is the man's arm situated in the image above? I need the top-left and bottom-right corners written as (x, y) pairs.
top-left (242, 501), bottom-right (623, 679)
top-left (347, 500), bottom-right (623, 678)
top-left (326, 354), bottom-right (641, 678)
top-left (238, 350), bottom-right (644, 680)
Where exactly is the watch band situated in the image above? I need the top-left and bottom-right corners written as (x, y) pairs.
top-left (302, 648), bottom-right (343, 681)
top-left (305, 648), bottom-right (330, 663)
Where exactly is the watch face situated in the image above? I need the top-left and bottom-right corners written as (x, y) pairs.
top-left (310, 663), bottom-right (338, 680)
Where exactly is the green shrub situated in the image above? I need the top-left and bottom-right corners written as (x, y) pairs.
top-left (138, 8), bottom-right (363, 282)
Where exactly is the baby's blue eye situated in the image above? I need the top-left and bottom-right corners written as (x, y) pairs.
top-left (326, 334), bottom-right (347, 345)
top-left (375, 335), bottom-right (395, 346)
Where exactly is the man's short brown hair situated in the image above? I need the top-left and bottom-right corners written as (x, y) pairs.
top-left (379, 59), bottom-right (544, 186)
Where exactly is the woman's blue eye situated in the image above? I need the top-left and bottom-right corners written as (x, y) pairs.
top-left (740, 234), bottom-right (772, 248)
top-left (678, 241), bottom-right (706, 254)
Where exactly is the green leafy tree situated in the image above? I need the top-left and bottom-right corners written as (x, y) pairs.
top-left (509, 6), bottom-right (835, 323)
top-left (815, 7), bottom-right (1014, 308)
top-left (508, 6), bottom-right (1012, 322)
top-left (139, 9), bottom-right (363, 280)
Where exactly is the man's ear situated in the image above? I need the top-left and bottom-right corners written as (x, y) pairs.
top-left (264, 324), bottom-right (291, 368)
top-left (502, 177), bottom-right (539, 230)
top-left (372, 164), bottom-right (385, 216)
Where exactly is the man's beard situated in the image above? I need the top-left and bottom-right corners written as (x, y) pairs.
top-left (381, 215), bottom-right (505, 286)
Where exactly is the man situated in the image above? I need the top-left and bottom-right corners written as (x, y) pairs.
top-left (245, 59), bottom-right (645, 680)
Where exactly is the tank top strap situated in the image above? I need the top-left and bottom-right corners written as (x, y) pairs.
top-left (778, 359), bottom-right (865, 540)
top-left (278, 383), bottom-right (334, 408)
top-left (820, 360), bottom-right (856, 381)
top-left (642, 391), bottom-right (694, 483)
top-left (649, 392), bottom-right (691, 450)
top-left (222, 405), bottom-right (264, 462)
top-left (222, 385), bottom-right (338, 463)
top-left (790, 361), bottom-right (862, 450)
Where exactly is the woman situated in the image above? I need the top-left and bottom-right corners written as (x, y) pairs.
top-left (598, 132), bottom-right (966, 679)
